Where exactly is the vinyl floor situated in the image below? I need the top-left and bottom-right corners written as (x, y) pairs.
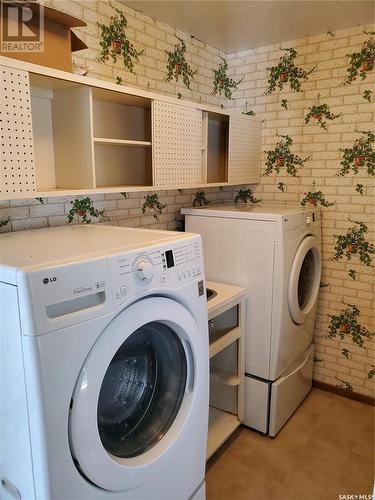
top-left (206, 388), bottom-right (374, 500)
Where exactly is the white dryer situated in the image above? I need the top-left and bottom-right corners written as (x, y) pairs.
top-left (182, 205), bottom-right (321, 436)
top-left (0, 225), bottom-right (208, 500)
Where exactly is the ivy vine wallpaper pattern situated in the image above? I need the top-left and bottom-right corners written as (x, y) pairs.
top-left (228, 26), bottom-right (374, 396)
top-left (1, 0), bottom-right (374, 397)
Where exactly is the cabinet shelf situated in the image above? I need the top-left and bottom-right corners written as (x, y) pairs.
top-left (209, 326), bottom-right (241, 359)
top-left (210, 367), bottom-right (241, 386)
top-left (93, 138), bottom-right (152, 147)
top-left (207, 406), bottom-right (240, 460)
top-left (94, 143), bottom-right (152, 188)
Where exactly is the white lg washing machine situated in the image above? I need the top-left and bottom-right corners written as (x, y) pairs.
top-left (0, 225), bottom-right (208, 500)
top-left (182, 205), bottom-right (322, 436)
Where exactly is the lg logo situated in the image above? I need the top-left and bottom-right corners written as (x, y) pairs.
top-left (42, 277), bottom-right (57, 285)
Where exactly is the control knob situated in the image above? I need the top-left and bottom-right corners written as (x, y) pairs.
top-left (135, 258), bottom-right (153, 282)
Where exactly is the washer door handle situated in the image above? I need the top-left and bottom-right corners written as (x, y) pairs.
top-left (184, 339), bottom-right (195, 393)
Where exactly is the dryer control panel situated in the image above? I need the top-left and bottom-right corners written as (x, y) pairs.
top-left (281, 208), bottom-right (321, 241)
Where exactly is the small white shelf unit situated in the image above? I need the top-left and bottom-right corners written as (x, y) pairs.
top-left (206, 280), bottom-right (246, 460)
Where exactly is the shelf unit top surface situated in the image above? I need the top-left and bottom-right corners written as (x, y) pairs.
top-left (206, 280), bottom-right (247, 315)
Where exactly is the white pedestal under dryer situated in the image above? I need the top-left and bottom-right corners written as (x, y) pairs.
top-left (182, 205), bottom-right (322, 436)
top-left (0, 225), bottom-right (208, 500)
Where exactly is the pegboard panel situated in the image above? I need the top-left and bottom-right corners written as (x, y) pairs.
top-left (228, 116), bottom-right (261, 184)
top-left (153, 101), bottom-right (203, 187)
top-left (0, 65), bottom-right (36, 196)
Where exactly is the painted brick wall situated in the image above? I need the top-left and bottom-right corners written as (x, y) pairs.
top-left (1, 1), bottom-right (373, 396)
top-left (46, 0), bottom-right (227, 106)
top-left (0, 187), bottom-right (235, 232)
top-left (0, 0), bottom-right (240, 232)
top-left (227, 25), bottom-right (375, 397)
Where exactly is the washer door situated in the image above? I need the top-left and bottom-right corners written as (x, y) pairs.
top-left (288, 236), bottom-right (321, 325)
top-left (69, 296), bottom-right (199, 492)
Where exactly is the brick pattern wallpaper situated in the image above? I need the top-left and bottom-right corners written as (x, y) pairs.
top-left (0, 1), bottom-right (373, 396)
top-left (0, 187), bottom-right (235, 232)
top-left (47, 0), bottom-right (227, 106)
top-left (0, 1), bottom-right (239, 230)
top-left (228, 25), bottom-right (375, 397)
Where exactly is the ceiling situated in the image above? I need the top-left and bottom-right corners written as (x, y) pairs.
top-left (123, 1), bottom-right (374, 53)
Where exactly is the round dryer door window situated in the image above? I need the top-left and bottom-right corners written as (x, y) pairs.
top-left (288, 235), bottom-right (321, 325)
top-left (97, 321), bottom-right (187, 459)
top-left (68, 296), bottom-right (201, 493)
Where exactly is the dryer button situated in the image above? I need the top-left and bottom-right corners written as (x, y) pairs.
top-left (160, 273), bottom-right (166, 283)
top-left (120, 286), bottom-right (128, 296)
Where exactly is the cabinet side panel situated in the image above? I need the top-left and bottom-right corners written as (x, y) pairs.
top-left (228, 116), bottom-right (261, 184)
top-left (30, 89), bottom-right (56, 190)
top-left (153, 101), bottom-right (203, 187)
top-left (0, 66), bottom-right (36, 196)
top-left (0, 283), bottom-right (36, 499)
top-left (52, 86), bottom-right (94, 189)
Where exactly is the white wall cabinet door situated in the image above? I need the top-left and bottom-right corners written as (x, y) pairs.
top-left (0, 65), bottom-right (36, 196)
top-left (228, 116), bottom-right (261, 184)
top-left (152, 100), bottom-right (203, 188)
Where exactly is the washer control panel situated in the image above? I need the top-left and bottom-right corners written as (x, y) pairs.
top-left (108, 235), bottom-right (204, 307)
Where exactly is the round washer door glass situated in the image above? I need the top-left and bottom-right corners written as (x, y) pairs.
top-left (288, 235), bottom-right (321, 325)
top-left (97, 321), bottom-right (187, 458)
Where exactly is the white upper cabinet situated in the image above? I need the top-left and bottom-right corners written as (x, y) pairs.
top-left (152, 101), bottom-right (203, 188)
top-left (228, 115), bottom-right (261, 184)
top-left (0, 57), bottom-right (262, 199)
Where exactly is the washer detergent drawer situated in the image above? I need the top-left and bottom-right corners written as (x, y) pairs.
top-left (269, 345), bottom-right (314, 437)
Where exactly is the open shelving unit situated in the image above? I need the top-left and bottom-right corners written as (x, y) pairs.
top-left (91, 88), bottom-right (153, 189)
top-left (0, 56), bottom-right (262, 199)
top-left (28, 73), bottom-right (154, 192)
top-left (206, 281), bottom-right (246, 461)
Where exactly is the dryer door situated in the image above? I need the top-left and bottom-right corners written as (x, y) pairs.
top-left (69, 296), bottom-right (202, 492)
top-left (288, 235), bottom-right (321, 325)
